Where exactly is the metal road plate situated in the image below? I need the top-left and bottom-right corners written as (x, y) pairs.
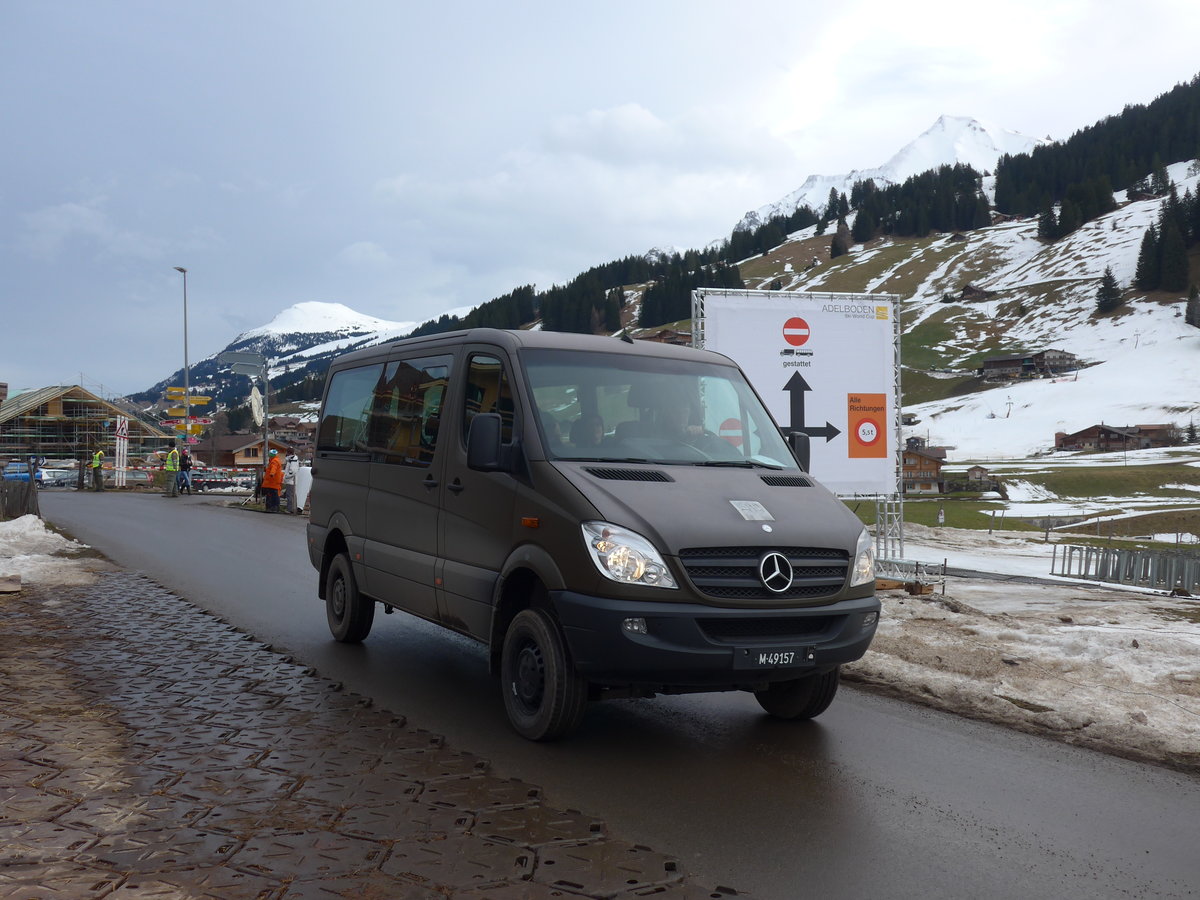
top-left (418, 774), bottom-right (542, 811)
top-left (0, 863), bottom-right (122, 899)
top-left (197, 798), bottom-right (340, 837)
top-left (379, 833), bottom-right (533, 891)
top-left (471, 805), bottom-right (606, 849)
top-left (78, 826), bottom-right (240, 872)
top-left (375, 747), bottom-right (490, 782)
top-left (233, 829), bottom-right (388, 879)
top-left (290, 771), bottom-right (422, 807)
top-left (336, 802), bottom-right (472, 842)
top-left (532, 839), bottom-right (682, 896)
top-left (278, 873), bottom-right (445, 899)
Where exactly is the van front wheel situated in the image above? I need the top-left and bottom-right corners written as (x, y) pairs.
top-left (501, 608), bottom-right (587, 741)
top-left (754, 666), bottom-right (839, 719)
top-left (326, 553), bottom-right (374, 643)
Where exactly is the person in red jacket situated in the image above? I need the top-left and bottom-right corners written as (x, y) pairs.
top-left (261, 449), bottom-right (284, 513)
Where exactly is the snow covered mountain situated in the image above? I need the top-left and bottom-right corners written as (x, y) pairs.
top-left (735, 115), bottom-right (1049, 231)
top-left (136, 301), bottom-right (427, 405)
top-left (220, 301), bottom-right (420, 372)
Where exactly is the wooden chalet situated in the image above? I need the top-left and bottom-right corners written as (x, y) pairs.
top-left (902, 447), bottom-right (945, 495)
top-left (979, 348), bottom-right (1079, 380)
top-left (1055, 424), bottom-right (1177, 452)
top-left (188, 433), bottom-right (294, 469)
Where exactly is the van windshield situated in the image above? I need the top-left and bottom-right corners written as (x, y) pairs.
top-left (523, 348), bottom-right (798, 468)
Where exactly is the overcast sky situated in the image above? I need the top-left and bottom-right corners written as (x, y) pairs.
top-left (4, 1), bottom-right (1200, 397)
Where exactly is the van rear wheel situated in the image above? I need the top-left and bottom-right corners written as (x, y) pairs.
top-left (501, 608), bottom-right (587, 741)
top-left (326, 552), bottom-right (374, 643)
top-left (755, 666), bottom-right (839, 719)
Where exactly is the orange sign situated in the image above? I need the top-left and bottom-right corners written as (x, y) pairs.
top-left (847, 393), bottom-right (887, 458)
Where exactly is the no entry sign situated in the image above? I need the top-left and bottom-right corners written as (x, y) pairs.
top-left (782, 317), bottom-right (810, 346)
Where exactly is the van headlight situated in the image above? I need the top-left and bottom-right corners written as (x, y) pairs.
top-left (849, 528), bottom-right (875, 587)
top-left (582, 521), bottom-right (677, 589)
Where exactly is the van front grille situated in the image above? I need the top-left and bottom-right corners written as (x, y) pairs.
top-left (678, 546), bottom-right (848, 601)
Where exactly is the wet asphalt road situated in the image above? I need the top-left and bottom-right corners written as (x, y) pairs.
top-left (40, 491), bottom-right (1200, 899)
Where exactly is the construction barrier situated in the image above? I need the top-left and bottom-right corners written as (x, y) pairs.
top-left (1051, 544), bottom-right (1200, 594)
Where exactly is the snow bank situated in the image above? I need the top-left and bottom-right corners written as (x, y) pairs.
top-left (0, 515), bottom-right (102, 586)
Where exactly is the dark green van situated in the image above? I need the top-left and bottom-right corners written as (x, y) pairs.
top-left (307, 329), bottom-right (878, 740)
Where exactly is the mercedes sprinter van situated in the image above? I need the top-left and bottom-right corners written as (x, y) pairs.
top-left (307, 329), bottom-right (878, 740)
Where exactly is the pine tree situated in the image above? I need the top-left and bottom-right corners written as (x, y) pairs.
top-left (1159, 220), bottom-right (1190, 292)
top-left (823, 188), bottom-right (840, 223)
top-left (1185, 284), bottom-right (1200, 328)
top-left (851, 209), bottom-right (875, 244)
top-left (1150, 156), bottom-right (1170, 195)
top-left (1095, 266), bottom-right (1122, 313)
top-left (1037, 205), bottom-right (1058, 240)
top-left (1058, 199), bottom-right (1082, 237)
top-left (830, 221), bottom-right (851, 259)
top-left (1134, 225), bottom-right (1160, 290)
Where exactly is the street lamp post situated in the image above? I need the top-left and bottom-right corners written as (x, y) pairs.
top-left (174, 267), bottom-right (189, 459)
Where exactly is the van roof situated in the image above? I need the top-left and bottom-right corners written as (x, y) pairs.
top-left (327, 328), bottom-right (736, 369)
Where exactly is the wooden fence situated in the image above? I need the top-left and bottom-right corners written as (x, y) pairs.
top-left (1, 480), bottom-right (40, 520)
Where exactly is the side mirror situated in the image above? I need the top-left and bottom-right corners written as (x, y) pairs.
top-left (467, 413), bottom-right (505, 471)
top-left (787, 431), bottom-right (811, 472)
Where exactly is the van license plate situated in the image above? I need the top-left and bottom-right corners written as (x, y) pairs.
top-left (734, 646), bottom-right (816, 669)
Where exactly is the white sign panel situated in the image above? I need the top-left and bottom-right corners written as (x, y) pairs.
top-left (696, 289), bottom-right (898, 496)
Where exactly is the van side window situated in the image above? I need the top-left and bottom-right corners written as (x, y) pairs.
top-left (463, 354), bottom-right (517, 445)
top-left (317, 364), bottom-right (383, 452)
top-left (368, 355), bottom-right (452, 467)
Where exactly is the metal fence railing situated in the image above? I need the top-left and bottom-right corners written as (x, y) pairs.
top-left (1050, 544), bottom-right (1200, 593)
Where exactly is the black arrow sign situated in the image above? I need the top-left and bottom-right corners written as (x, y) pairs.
top-left (783, 371), bottom-right (842, 443)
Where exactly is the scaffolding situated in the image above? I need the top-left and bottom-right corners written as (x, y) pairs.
top-left (0, 385), bottom-right (172, 465)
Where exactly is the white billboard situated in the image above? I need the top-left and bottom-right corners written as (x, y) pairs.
top-left (694, 289), bottom-right (899, 496)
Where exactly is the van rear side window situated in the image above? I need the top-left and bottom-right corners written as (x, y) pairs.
top-left (369, 356), bottom-right (451, 467)
top-left (317, 364), bottom-right (382, 451)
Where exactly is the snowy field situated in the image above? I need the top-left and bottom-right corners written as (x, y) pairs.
top-left (3, 514), bottom-right (1197, 772)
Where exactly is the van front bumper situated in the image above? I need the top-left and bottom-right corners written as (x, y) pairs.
top-left (552, 590), bottom-right (880, 688)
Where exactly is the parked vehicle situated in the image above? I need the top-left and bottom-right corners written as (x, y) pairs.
top-left (2, 462), bottom-right (44, 486)
top-left (307, 329), bottom-right (879, 740)
top-left (40, 468), bottom-right (76, 487)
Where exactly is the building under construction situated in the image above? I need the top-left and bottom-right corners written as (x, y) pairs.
top-left (0, 383), bottom-right (172, 464)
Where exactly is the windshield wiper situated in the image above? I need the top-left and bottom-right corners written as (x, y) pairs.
top-left (693, 460), bottom-right (783, 469)
top-left (561, 456), bottom-right (654, 464)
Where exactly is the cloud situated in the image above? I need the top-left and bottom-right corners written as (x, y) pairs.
top-left (20, 199), bottom-right (165, 261)
top-left (370, 101), bottom-right (797, 279)
top-left (336, 240), bottom-right (392, 268)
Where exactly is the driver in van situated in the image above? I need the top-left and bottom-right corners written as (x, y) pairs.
top-left (569, 413), bottom-right (604, 448)
top-left (652, 392), bottom-right (732, 457)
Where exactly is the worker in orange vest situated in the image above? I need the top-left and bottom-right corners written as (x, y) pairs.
top-left (261, 448), bottom-right (284, 513)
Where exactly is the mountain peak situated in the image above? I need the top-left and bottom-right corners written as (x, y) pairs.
top-left (238, 301), bottom-right (408, 341)
top-left (881, 115), bottom-right (1048, 182)
top-left (735, 116), bottom-right (1049, 232)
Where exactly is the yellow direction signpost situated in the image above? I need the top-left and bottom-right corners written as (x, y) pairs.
top-left (164, 389), bottom-right (214, 444)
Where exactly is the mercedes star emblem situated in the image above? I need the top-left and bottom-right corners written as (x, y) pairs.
top-left (759, 551), bottom-right (794, 593)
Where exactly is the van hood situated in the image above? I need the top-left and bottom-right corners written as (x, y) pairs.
top-left (551, 461), bottom-right (864, 555)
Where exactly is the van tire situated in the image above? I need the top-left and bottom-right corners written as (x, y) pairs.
top-left (754, 666), bottom-right (839, 719)
top-left (326, 553), bottom-right (374, 643)
top-left (501, 608), bottom-right (587, 741)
